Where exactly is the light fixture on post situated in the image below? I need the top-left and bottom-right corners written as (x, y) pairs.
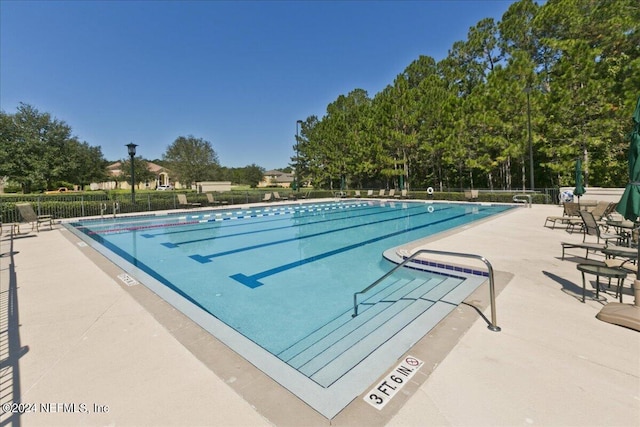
top-left (295, 120), bottom-right (303, 193)
top-left (126, 142), bottom-right (138, 205)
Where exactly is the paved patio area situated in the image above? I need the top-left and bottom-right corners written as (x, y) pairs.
top-left (1, 202), bottom-right (638, 426)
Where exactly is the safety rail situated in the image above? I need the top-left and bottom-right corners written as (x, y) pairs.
top-left (512, 194), bottom-right (532, 207)
top-left (352, 249), bottom-right (501, 332)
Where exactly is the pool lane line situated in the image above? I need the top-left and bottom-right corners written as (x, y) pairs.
top-left (188, 205), bottom-right (453, 262)
top-left (229, 209), bottom-right (486, 289)
top-left (145, 201), bottom-right (375, 239)
top-left (163, 203), bottom-right (436, 248)
top-left (87, 207), bottom-right (302, 235)
top-left (88, 201), bottom-right (368, 236)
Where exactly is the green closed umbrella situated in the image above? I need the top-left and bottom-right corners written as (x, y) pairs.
top-left (598, 95), bottom-right (640, 325)
top-left (574, 157), bottom-right (586, 203)
top-left (616, 95), bottom-right (640, 280)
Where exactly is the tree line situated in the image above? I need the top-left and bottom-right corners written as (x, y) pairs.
top-left (2, 0), bottom-right (637, 195)
top-left (0, 104), bottom-right (265, 193)
top-left (294, 0), bottom-right (640, 192)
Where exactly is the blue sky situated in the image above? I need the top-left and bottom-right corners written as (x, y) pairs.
top-left (1, 0), bottom-right (516, 170)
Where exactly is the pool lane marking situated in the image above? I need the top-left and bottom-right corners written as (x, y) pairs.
top-left (86, 202), bottom-right (365, 236)
top-left (188, 205), bottom-right (450, 261)
top-left (163, 203), bottom-right (432, 249)
top-left (228, 209), bottom-right (482, 289)
top-left (142, 201), bottom-right (375, 239)
top-left (89, 207), bottom-right (301, 235)
top-left (158, 202), bottom-right (373, 243)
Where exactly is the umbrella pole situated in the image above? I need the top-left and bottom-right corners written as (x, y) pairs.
top-left (636, 223), bottom-right (640, 282)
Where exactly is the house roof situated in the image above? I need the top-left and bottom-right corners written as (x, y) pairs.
top-left (263, 170), bottom-right (294, 183)
top-left (107, 161), bottom-right (168, 176)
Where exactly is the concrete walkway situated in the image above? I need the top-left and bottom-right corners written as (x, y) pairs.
top-left (1, 203), bottom-right (638, 426)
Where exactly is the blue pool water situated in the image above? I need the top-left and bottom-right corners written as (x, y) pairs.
top-left (69, 200), bottom-right (510, 355)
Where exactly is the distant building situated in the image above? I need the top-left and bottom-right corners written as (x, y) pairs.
top-left (90, 161), bottom-right (177, 190)
top-left (259, 170), bottom-right (295, 188)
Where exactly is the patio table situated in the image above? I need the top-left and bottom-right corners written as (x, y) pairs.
top-left (576, 263), bottom-right (627, 303)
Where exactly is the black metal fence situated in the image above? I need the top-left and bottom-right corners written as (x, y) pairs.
top-left (0, 188), bottom-right (561, 224)
top-left (0, 190), bottom-right (332, 223)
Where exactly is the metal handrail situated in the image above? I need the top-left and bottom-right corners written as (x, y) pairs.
top-left (352, 249), bottom-right (501, 332)
top-left (513, 194), bottom-right (532, 207)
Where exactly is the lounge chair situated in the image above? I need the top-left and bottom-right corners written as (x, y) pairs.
top-left (16, 202), bottom-right (53, 232)
top-left (566, 201), bottom-right (614, 233)
top-left (273, 192), bottom-right (287, 201)
top-left (561, 210), bottom-right (623, 260)
top-left (177, 194), bottom-right (202, 208)
top-left (262, 192), bottom-right (273, 202)
top-left (354, 190), bottom-right (361, 198)
top-left (544, 202), bottom-right (581, 229)
top-left (0, 220), bottom-right (21, 235)
top-left (464, 189), bottom-right (479, 200)
top-left (376, 189), bottom-right (386, 197)
top-left (366, 190), bottom-right (374, 197)
top-left (205, 192), bottom-right (228, 205)
top-left (205, 193), bottom-right (221, 205)
top-left (394, 189), bottom-right (408, 199)
top-left (388, 189), bottom-right (396, 198)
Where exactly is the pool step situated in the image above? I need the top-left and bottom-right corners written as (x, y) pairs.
top-left (277, 277), bottom-right (435, 362)
top-left (279, 275), bottom-right (466, 388)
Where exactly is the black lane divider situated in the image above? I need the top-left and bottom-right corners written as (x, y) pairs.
top-left (229, 209), bottom-right (484, 288)
top-left (189, 205), bottom-right (453, 262)
top-left (145, 201), bottom-right (394, 239)
top-left (164, 203), bottom-right (438, 248)
top-left (83, 202), bottom-right (366, 235)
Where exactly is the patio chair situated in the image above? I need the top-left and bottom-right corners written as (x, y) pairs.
top-left (597, 202), bottom-right (619, 226)
top-left (366, 190), bottom-right (374, 197)
top-left (354, 190), bottom-right (361, 198)
top-left (394, 189), bottom-right (409, 199)
top-left (464, 189), bottom-right (479, 200)
top-left (205, 192), bottom-right (228, 206)
top-left (273, 192), bottom-right (287, 201)
top-left (388, 189), bottom-right (396, 197)
top-left (579, 210), bottom-right (623, 244)
top-left (561, 210), bottom-right (623, 260)
top-left (544, 202), bottom-right (581, 229)
top-left (177, 194), bottom-right (202, 208)
top-left (262, 192), bottom-right (273, 202)
top-left (376, 189), bottom-right (386, 197)
top-left (566, 201), bottom-right (614, 233)
top-left (1, 220), bottom-right (22, 235)
top-left (16, 202), bottom-right (53, 232)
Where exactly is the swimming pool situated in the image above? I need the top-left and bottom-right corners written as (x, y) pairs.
top-left (66, 199), bottom-right (513, 417)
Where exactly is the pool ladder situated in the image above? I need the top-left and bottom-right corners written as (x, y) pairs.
top-left (352, 249), bottom-right (501, 332)
top-left (100, 202), bottom-right (120, 218)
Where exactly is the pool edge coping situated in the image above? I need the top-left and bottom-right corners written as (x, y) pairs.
top-left (60, 200), bottom-right (517, 425)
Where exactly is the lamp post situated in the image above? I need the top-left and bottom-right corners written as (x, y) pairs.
top-left (295, 120), bottom-right (303, 193)
top-left (126, 143), bottom-right (137, 204)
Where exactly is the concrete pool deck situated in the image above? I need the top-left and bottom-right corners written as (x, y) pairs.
top-left (1, 202), bottom-right (638, 426)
